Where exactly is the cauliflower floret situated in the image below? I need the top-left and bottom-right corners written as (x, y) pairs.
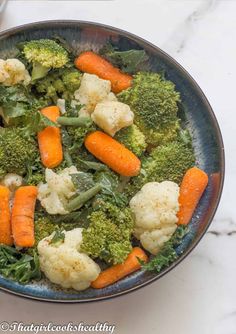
top-left (91, 101), bottom-right (134, 136)
top-left (74, 73), bottom-right (111, 113)
top-left (1, 173), bottom-right (23, 192)
top-left (129, 181), bottom-right (180, 254)
top-left (0, 59), bottom-right (31, 86)
top-left (37, 166), bottom-right (78, 215)
top-left (57, 98), bottom-right (66, 114)
top-left (38, 228), bottom-right (101, 291)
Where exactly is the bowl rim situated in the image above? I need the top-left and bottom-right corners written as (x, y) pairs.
top-left (0, 19), bottom-right (225, 303)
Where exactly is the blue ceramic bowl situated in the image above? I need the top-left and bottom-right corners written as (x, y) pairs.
top-left (0, 20), bottom-right (224, 302)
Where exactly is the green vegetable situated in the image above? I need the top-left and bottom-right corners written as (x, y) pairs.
top-left (118, 72), bottom-right (180, 146)
top-left (24, 156), bottom-right (45, 186)
top-left (0, 245), bottom-right (41, 284)
top-left (57, 116), bottom-right (92, 127)
top-left (142, 226), bottom-right (189, 272)
top-left (81, 203), bottom-right (134, 264)
top-left (66, 184), bottom-right (102, 212)
top-left (35, 67), bottom-right (82, 102)
top-left (127, 141), bottom-right (195, 196)
top-left (70, 171), bottom-right (95, 192)
top-left (114, 124), bottom-right (147, 156)
top-left (34, 216), bottom-right (82, 246)
top-left (0, 85), bottom-right (47, 128)
top-left (0, 127), bottom-right (39, 177)
top-left (75, 159), bottom-right (107, 172)
top-left (50, 228), bottom-right (65, 246)
top-left (23, 39), bottom-right (69, 80)
top-left (100, 44), bottom-right (148, 73)
top-left (93, 169), bottom-right (128, 208)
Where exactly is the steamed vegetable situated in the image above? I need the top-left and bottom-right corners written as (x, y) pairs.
top-left (114, 124), bottom-right (147, 156)
top-left (38, 228), bottom-right (101, 291)
top-left (35, 67), bottom-right (82, 102)
top-left (38, 106), bottom-right (63, 168)
top-left (85, 131), bottom-right (141, 177)
top-left (177, 167), bottom-right (209, 225)
top-left (92, 247), bottom-right (148, 289)
top-left (81, 203), bottom-right (134, 265)
top-left (11, 186), bottom-right (38, 248)
top-left (23, 39), bottom-right (69, 80)
top-left (75, 51), bottom-right (132, 93)
top-left (0, 127), bottom-right (39, 178)
top-left (118, 72), bottom-right (180, 146)
top-left (142, 225), bottom-right (189, 272)
top-left (91, 101), bottom-right (134, 136)
top-left (99, 44), bottom-right (148, 74)
top-left (0, 58), bottom-right (30, 86)
top-left (0, 245), bottom-right (41, 284)
top-left (130, 181), bottom-right (180, 255)
top-left (127, 141), bottom-right (195, 196)
top-left (0, 186), bottom-right (13, 246)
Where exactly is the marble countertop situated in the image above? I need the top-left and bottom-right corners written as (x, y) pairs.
top-left (0, 1), bottom-right (235, 333)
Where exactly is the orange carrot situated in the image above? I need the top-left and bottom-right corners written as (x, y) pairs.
top-left (177, 167), bottom-right (209, 225)
top-left (0, 186), bottom-right (13, 246)
top-left (85, 131), bottom-right (141, 177)
top-left (75, 51), bottom-right (132, 93)
top-left (38, 106), bottom-right (63, 168)
top-left (11, 186), bottom-right (38, 248)
top-left (91, 247), bottom-right (148, 289)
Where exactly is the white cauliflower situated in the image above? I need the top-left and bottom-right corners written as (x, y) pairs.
top-left (0, 59), bottom-right (31, 86)
top-left (37, 166), bottom-right (78, 215)
top-left (38, 228), bottom-right (101, 291)
top-left (74, 73), bottom-right (111, 113)
top-left (129, 181), bottom-right (180, 255)
top-left (91, 101), bottom-right (134, 136)
top-left (57, 98), bottom-right (66, 114)
top-left (1, 173), bottom-right (23, 192)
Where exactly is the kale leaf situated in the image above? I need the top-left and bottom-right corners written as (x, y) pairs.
top-left (142, 225), bottom-right (189, 272)
top-left (99, 43), bottom-right (148, 74)
top-left (0, 245), bottom-right (41, 284)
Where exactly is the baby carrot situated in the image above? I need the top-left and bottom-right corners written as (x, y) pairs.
top-left (91, 247), bottom-right (148, 289)
top-left (85, 131), bottom-right (141, 177)
top-left (177, 167), bottom-right (209, 225)
top-left (38, 106), bottom-right (63, 168)
top-left (75, 51), bottom-right (132, 93)
top-left (11, 186), bottom-right (38, 248)
top-left (0, 186), bottom-right (13, 246)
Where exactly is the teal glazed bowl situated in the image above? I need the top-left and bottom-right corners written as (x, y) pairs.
top-left (0, 20), bottom-right (224, 302)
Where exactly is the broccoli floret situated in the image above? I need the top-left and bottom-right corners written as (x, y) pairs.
top-left (81, 203), bottom-right (134, 264)
top-left (115, 124), bottom-right (147, 156)
top-left (34, 216), bottom-right (78, 247)
top-left (35, 68), bottom-right (81, 102)
top-left (118, 72), bottom-right (180, 146)
top-left (0, 128), bottom-right (39, 178)
top-left (23, 39), bottom-right (69, 80)
top-left (127, 141), bottom-right (195, 196)
top-left (61, 70), bottom-right (82, 97)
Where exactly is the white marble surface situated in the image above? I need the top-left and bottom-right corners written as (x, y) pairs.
top-left (0, 1), bottom-right (235, 333)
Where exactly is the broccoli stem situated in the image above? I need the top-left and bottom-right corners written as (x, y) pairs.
top-left (31, 62), bottom-right (50, 81)
top-left (57, 116), bottom-right (92, 127)
top-left (66, 184), bottom-right (102, 212)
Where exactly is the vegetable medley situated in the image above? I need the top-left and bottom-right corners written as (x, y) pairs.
top-left (0, 38), bottom-right (209, 291)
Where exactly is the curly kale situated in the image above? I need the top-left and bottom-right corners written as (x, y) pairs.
top-left (0, 245), bottom-right (41, 284)
top-left (142, 225), bottom-right (189, 272)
